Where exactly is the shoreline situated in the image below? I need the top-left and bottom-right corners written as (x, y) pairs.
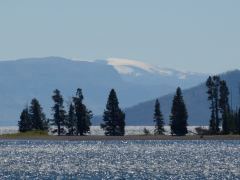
top-left (0, 135), bottom-right (240, 141)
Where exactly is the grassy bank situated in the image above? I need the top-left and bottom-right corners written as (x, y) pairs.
top-left (0, 131), bottom-right (239, 141)
top-left (0, 130), bottom-right (49, 139)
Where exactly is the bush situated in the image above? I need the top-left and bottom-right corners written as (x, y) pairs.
top-left (143, 128), bottom-right (150, 135)
top-left (195, 127), bottom-right (211, 135)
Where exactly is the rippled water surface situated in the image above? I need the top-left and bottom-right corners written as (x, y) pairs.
top-left (0, 140), bottom-right (239, 179)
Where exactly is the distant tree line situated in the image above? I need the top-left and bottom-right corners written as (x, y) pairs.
top-left (18, 87), bottom-right (190, 136)
top-left (18, 88), bottom-right (126, 136)
top-left (18, 76), bottom-right (240, 136)
top-left (154, 76), bottom-right (240, 136)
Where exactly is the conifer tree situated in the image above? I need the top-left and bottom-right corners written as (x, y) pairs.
top-left (101, 89), bottom-right (125, 136)
top-left (219, 80), bottom-right (230, 134)
top-left (51, 89), bottom-right (66, 136)
top-left (212, 76), bottom-right (221, 132)
top-left (66, 103), bottom-right (76, 135)
top-left (29, 98), bottom-right (48, 131)
top-left (169, 87), bottom-right (188, 136)
top-left (18, 106), bottom-right (32, 132)
top-left (206, 76), bottom-right (216, 133)
top-left (206, 76), bottom-right (222, 134)
top-left (153, 99), bottom-right (164, 135)
top-left (73, 88), bottom-right (92, 135)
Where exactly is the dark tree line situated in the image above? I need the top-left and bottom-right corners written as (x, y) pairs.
top-left (19, 88), bottom-right (92, 135)
top-left (206, 76), bottom-right (240, 134)
top-left (18, 78), bottom-right (240, 136)
top-left (19, 88), bottom-right (126, 136)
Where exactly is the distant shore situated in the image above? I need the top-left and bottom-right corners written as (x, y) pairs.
top-left (0, 134), bottom-right (240, 141)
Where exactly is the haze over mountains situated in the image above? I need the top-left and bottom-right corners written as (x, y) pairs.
top-left (124, 70), bottom-right (240, 125)
top-left (0, 57), bottom-right (207, 125)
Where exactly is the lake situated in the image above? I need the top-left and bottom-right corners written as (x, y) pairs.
top-left (0, 140), bottom-right (239, 179)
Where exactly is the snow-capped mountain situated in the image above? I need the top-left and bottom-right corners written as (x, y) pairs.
top-left (104, 58), bottom-right (207, 88)
top-left (107, 58), bottom-right (173, 76)
top-left (107, 58), bottom-right (182, 77)
top-left (0, 57), bottom-right (207, 125)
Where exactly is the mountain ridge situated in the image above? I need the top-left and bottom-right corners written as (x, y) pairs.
top-left (0, 57), bottom-right (207, 125)
top-left (123, 69), bottom-right (240, 125)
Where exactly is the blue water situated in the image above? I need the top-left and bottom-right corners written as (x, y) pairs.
top-left (0, 140), bottom-right (239, 179)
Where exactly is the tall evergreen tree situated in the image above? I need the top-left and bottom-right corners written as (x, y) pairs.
top-left (73, 88), bottom-right (92, 135)
top-left (212, 76), bottom-right (221, 132)
top-left (101, 89), bottom-right (125, 136)
top-left (169, 87), bottom-right (188, 136)
top-left (29, 98), bottom-right (48, 131)
top-left (206, 76), bottom-right (216, 133)
top-left (154, 99), bottom-right (165, 135)
top-left (18, 106), bottom-right (32, 132)
top-left (51, 89), bottom-right (66, 136)
top-left (206, 76), bottom-right (222, 134)
top-left (219, 80), bottom-right (230, 134)
top-left (65, 103), bottom-right (76, 135)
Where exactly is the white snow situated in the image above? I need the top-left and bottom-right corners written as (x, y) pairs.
top-left (107, 58), bottom-right (173, 76)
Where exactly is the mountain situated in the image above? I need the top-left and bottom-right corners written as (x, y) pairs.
top-left (124, 70), bottom-right (240, 125)
top-left (106, 58), bottom-right (206, 88)
top-left (0, 57), bottom-right (206, 125)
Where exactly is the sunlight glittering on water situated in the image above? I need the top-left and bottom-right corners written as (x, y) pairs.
top-left (0, 140), bottom-right (239, 179)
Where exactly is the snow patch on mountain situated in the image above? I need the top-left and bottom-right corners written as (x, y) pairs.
top-left (106, 58), bottom-right (206, 81)
top-left (107, 58), bottom-right (173, 76)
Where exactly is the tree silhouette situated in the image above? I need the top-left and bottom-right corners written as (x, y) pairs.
top-left (65, 103), bottom-right (76, 135)
top-left (29, 98), bottom-right (48, 131)
top-left (18, 106), bottom-right (32, 132)
top-left (153, 99), bottom-right (164, 135)
top-left (51, 89), bottom-right (66, 136)
top-left (101, 89), bottom-right (125, 136)
top-left (219, 80), bottom-right (230, 134)
top-left (73, 88), bottom-right (92, 136)
top-left (170, 87), bottom-right (188, 136)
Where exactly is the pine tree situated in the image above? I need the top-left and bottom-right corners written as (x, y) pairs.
top-left (29, 98), bottom-right (48, 131)
top-left (18, 106), bottom-right (32, 132)
top-left (206, 76), bottom-right (222, 134)
top-left (51, 89), bottom-right (66, 136)
top-left (212, 76), bottom-right (221, 132)
top-left (73, 88), bottom-right (92, 136)
top-left (101, 89), bottom-right (125, 136)
top-left (65, 103), bottom-right (76, 135)
top-left (169, 87), bottom-right (188, 136)
top-left (219, 80), bottom-right (230, 134)
top-left (154, 99), bottom-right (164, 135)
top-left (206, 76), bottom-right (216, 133)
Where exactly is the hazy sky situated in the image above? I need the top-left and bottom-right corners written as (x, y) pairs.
top-left (0, 0), bottom-right (239, 73)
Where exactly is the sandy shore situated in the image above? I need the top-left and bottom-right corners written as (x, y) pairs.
top-left (0, 135), bottom-right (240, 141)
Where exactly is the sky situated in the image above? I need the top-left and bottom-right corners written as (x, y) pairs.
top-left (0, 0), bottom-right (239, 73)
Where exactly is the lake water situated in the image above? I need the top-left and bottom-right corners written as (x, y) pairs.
top-left (0, 140), bottom-right (239, 179)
